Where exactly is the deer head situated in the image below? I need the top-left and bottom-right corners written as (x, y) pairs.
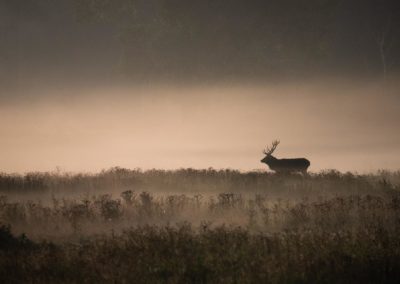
top-left (261, 140), bottom-right (280, 164)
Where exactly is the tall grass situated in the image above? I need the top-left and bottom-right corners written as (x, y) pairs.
top-left (1, 167), bottom-right (399, 196)
top-left (1, 168), bottom-right (400, 282)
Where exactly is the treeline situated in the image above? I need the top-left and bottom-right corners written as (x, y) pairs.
top-left (2, 0), bottom-right (399, 82)
top-left (74, 0), bottom-right (400, 80)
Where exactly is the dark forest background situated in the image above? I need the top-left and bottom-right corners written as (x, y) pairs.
top-left (1, 0), bottom-right (400, 86)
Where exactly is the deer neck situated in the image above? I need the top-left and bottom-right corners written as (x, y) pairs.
top-left (268, 155), bottom-right (278, 161)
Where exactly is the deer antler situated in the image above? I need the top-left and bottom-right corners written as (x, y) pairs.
top-left (263, 140), bottom-right (280, 155)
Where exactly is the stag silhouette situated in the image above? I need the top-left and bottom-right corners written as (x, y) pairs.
top-left (261, 140), bottom-right (310, 173)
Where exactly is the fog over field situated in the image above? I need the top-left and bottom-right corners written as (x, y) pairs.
top-left (1, 79), bottom-right (400, 173)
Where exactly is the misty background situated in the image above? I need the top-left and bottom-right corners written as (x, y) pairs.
top-left (1, 0), bottom-right (400, 173)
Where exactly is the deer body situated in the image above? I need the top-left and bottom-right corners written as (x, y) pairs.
top-left (261, 140), bottom-right (310, 173)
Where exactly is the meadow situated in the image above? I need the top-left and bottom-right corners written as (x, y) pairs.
top-left (1, 168), bottom-right (400, 283)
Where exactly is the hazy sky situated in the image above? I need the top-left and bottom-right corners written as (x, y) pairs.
top-left (1, 80), bottom-right (399, 173)
top-left (1, 1), bottom-right (400, 173)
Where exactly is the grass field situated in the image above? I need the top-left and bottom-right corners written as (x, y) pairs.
top-left (1, 168), bottom-right (400, 283)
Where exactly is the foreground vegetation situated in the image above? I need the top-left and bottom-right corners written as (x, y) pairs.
top-left (2, 222), bottom-right (400, 283)
top-left (1, 168), bottom-right (400, 283)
